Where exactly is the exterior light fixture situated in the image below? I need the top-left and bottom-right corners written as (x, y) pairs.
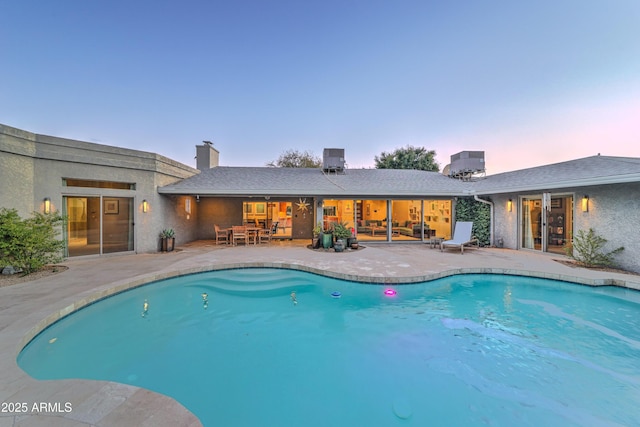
top-left (507, 199), bottom-right (513, 212)
top-left (581, 195), bottom-right (589, 212)
top-left (44, 197), bottom-right (51, 214)
top-left (196, 195), bottom-right (200, 203)
top-left (142, 199), bottom-right (148, 213)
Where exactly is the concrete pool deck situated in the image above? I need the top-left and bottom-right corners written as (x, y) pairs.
top-left (2, 241), bottom-right (639, 427)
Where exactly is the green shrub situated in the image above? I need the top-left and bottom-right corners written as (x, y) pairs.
top-left (0, 208), bottom-right (66, 274)
top-left (564, 228), bottom-right (624, 268)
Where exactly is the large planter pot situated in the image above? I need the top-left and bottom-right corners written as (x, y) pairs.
top-left (322, 233), bottom-right (333, 249)
top-left (334, 239), bottom-right (345, 252)
top-left (347, 237), bottom-right (359, 250)
top-left (311, 237), bottom-right (321, 249)
top-left (161, 237), bottom-right (175, 252)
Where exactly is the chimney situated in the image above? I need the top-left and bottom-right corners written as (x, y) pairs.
top-left (196, 141), bottom-right (220, 170)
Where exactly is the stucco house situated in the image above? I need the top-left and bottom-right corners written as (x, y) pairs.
top-left (2, 123), bottom-right (639, 273)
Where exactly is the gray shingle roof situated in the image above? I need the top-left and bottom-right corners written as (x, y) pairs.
top-left (470, 155), bottom-right (640, 194)
top-left (158, 156), bottom-right (640, 197)
top-left (158, 167), bottom-right (470, 197)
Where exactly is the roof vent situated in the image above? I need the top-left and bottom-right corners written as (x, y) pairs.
top-left (323, 148), bottom-right (345, 173)
top-left (449, 151), bottom-right (485, 180)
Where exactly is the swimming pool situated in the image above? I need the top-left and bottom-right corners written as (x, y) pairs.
top-left (18, 268), bottom-right (640, 426)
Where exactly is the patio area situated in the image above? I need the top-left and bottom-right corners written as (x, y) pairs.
top-left (1, 241), bottom-right (639, 427)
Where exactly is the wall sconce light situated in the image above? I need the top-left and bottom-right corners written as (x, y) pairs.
top-left (507, 199), bottom-right (513, 212)
top-left (44, 197), bottom-right (51, 214)
top-left (185, 198), bottom-right (191, 214)
top-left (142, 199), bottom-right (148, 213)
top-left (196, 195), bottom-right (200, 203)
top-left (581, 195), bottom-right (589, 212)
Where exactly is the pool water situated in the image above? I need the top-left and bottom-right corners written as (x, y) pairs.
top-left (18, 269), bottom-right (640, 426)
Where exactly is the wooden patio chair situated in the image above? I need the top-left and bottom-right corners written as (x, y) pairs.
top-left (214, 224), bottom-right (230, 245)
top-left (232, 225), bottom-right (249, 246)
top-left (258, 227), bottom-right (273, 244)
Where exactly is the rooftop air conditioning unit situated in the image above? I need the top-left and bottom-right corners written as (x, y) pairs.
top-left (323, 148), bottom-right (345, 172)
top-left (449, 151), bottom-right (485, 179)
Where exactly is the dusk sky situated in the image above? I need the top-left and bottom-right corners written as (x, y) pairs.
top-left (2, 1), bottom-right (639, 174)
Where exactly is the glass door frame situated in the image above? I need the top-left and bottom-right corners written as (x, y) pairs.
top-left (63, 194), bottom-right (135, 257)
top-left (520, 195), bottom-right (543, 251)
top-left (519, 193), bottom-right (573, 253)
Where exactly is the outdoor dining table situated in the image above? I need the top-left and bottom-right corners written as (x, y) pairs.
top-left (245, 226), bottom-right (262, 244)
top-left (230, 226), bottom-right (264, 245)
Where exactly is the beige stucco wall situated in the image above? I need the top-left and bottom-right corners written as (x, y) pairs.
top-left (0, 126), bottom-right (37, 214)
top-left (0, 123), bottom-right (199, 254)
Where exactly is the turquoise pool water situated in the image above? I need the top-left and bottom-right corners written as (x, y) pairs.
top-left (18, 268), bottom-right (640, 426)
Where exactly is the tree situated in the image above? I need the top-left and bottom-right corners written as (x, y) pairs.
top-left (267, 149), bottom-right (322, 168)
top-left (0, 208), bottom-right (66, 274)
top-left (374, 145), bottom-right (440, 171)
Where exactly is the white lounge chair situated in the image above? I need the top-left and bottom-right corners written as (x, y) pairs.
top-left (440, 221), bottom-right (478, 254)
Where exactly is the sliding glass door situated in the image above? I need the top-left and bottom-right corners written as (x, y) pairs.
top-left (64, 196), bottom-right (134, 256)
top-left (521, 197), bottom-right (542, 250)
top-left (521, 194), bottom-right (573, 253)
top-left (546, 195), bottom-right (573, 255)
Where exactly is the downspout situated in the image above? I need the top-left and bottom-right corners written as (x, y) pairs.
top-left (474, 195), bottom-right (494, 247)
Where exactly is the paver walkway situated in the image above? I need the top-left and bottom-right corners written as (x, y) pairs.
top-left (2, 241), bottom-right (638, 426)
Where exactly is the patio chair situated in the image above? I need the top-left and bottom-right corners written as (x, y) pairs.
top-left (258, 227), bottom-right (272, 244)
top-left (232, 225), bottom-right (249, 246)
top-left (440, 221), bottom-right (478, 254)
top-left (214, 224), bottom-right (230, 245)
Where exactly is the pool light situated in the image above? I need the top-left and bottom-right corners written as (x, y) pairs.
top-left (384, 289), bottom-right (397, 296)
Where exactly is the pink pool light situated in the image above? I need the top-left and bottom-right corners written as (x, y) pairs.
top-left (384, 289), bottom-right (397, 296)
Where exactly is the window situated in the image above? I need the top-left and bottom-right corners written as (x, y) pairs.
top-left (63, 178), bottom-right (135, 190)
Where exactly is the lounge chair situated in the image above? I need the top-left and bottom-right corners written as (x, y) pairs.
top-left (440, 221), bottom-right (478, 254)
top-left (214, 224), bottom-right (230, 245)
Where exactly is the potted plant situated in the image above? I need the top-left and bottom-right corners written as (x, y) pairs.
top-left (346, 227), bottom-right (358, 249)
top-left (160, 228), bottom-right (175, 252)
top-left (332, 221), bottom-right (352, 252)
top-left (312, 222), bottom-right (323, 249)
top-left (322, 223), bottom-right (333, 249)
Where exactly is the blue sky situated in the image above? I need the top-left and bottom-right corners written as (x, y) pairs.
top-left (2, 0), bottom-right (639, 174)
